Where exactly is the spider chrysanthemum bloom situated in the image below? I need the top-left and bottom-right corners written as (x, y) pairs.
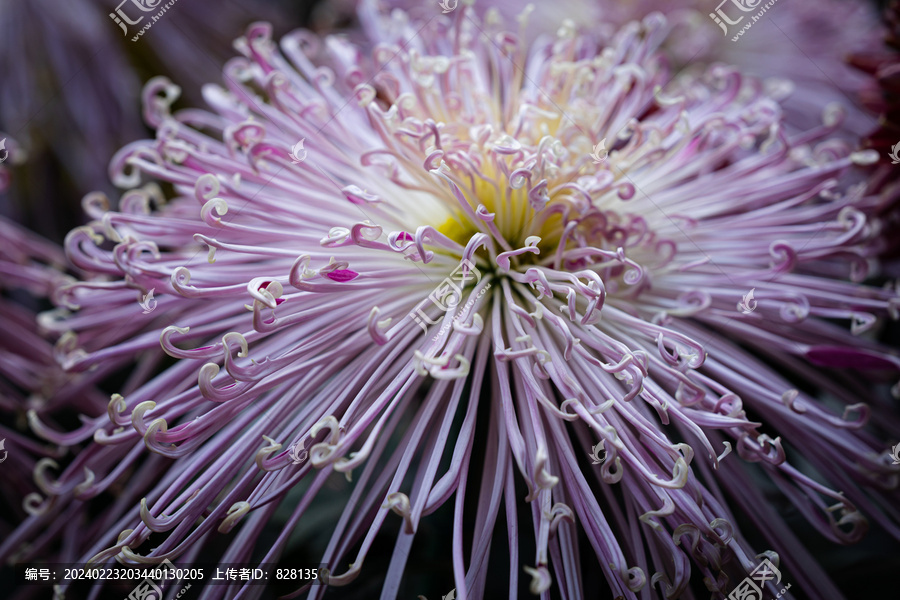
top-left (4, 7), bottom-right (900, 599)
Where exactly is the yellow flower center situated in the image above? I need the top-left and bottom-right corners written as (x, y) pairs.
top-left (435, 165), bottom-right (565, 264)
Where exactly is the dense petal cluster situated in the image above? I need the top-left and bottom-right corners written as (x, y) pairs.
top-left (2, 6), bottom-right (899, 600)
top-left (380, 0), bottom-right (882, 135)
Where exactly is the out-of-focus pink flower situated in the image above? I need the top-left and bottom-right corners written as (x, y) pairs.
top-left (849, 0), bottom-right (900, 270)
top-left (0, 0), bottom-right (292, 239)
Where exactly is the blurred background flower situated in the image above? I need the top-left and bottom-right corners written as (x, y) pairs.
top-left (850, 0), bottom-right (900, 271)
top-left (0, 0), bottom-right (340, 242)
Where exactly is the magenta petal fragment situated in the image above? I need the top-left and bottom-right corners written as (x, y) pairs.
top-left (325, 269), bottom-right (359, 282)
top-left (805, 346), bottom-right (900, 370)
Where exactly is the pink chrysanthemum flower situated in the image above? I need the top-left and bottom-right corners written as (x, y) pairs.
top-left (4, 7), bottom-right (900, 599)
